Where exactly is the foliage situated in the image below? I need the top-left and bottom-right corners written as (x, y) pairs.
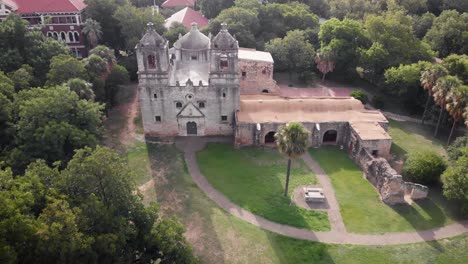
top-left (82, 18), bottom-right (103, 48)
top-left (9, 86), bottom-right (104, 171)
top-left (442, 54), bottom-right (468, 84)
top-left (114, 3), bottom-right (166, 50)
top-left (350, 90), bottom-right (368, 104)
top-left (424, 10), bottom-right (468, 57)
top-left (402, 151), bottom-right (447, 185)
top-left (198, 0), bottom-right (235, 19)
top-left (384, 61), bottom-right (431, 99)
top-left (319, 18), bottom-right (368, 75)
top-left (442, 148), bottom-right (468, 216)
top-left (447, 136), bottom-right (468, 161)
top-left (163, 22), bottom-right (188, 46)
top-left (106, 65), bottom-right (130, 106)
top-left (46, 55), bottom-right (87, 86)
top-left (315, 47), bottom-right (336, 81)
top-left (8, 64), bottom-right (33, 91)
top-left (65, 78), bottom-right (95, 101)
top-left (85, 0), bottom-right (123, 49)
top-left (327, 0), bottom-right (387, 20)
top-left (266, 30), bottom-right (315, 79)
top-left (412, 12), bottom-right (436, 39)
top-left (0, 146), bottom-right (198, 263)
top-left (372, 95), bottom-right (385, 109)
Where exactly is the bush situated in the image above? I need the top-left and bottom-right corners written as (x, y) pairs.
top-left (372, 95), bottom-right (385, 109)
top-left (442, 151), bottom-right (468, 217)
top-left (402, 151), bottom-right (446, 185)
top-left (350, 90), bottom-right (368, 104)
top-left (447, 136), bottom-right (468, 161)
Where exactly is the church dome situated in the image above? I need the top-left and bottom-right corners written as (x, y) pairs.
top-left (173, 23), bottom-right (210, 50)
top-left (138, 22), bottom-right (166, 48)
top-left (211, 23), bottom-right (238, 50)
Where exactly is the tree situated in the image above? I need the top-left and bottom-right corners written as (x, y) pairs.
top-left (106, 65), bottom-right (129, 106)
top-left (199, 0), bottom-right (235, 19)
top-left (319, 18), bottom-right (368, 76)
top-left (350, 90), bottom-right (368, 104)
top-left (85, 0), bottom-right (123, 49)
top-left (432, 75), bottom-right (461, 137)
top-left (114, 3), bottom-right (166, 50)
top-left (65, 78), bottom-right (95, 101)
top-left (163, 22), bottom-right (188, 46)
top-left (82, 18), bottom-right (103, 48)
top-left (266, 30), bottom-right (316, 81)
top-left (402, 150), bottom-right (447, 185)
top-left (46, 55), bottom-right (87, 86)
top-left (327, 0), bottom-right (387, 20)
top-left (8, 64), bottom-right (33, 91)
top-left (424, 10), bottom-right (468, 57)
top-left (10, 86), bottom-right (104, 171)
top-left (315, 47), bottom-right (335, 81)
top-left (420, 64), bottom-right (448, 124)
top-left (275, 122), bottom-right (310, 196)
top-left (442, 148), bottom-right (468, 216)
top-left (442, 54), bottom-right (468, 84)
top-left (447, 135), bottom-right (468, 161)
top-left (412, 12), bottom-right (435, 39)
top-left (384, 61), bottom-right (431, 99)
top-left (303, 0), bottom-right (331, 18)
top-left (445, 85), bottom-right (468, 144)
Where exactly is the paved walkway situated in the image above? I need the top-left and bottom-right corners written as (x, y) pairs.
top-left (175, 137), bottom-right (468, 245)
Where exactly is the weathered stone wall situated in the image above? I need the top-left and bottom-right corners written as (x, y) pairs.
top-left (352, 148), bottom-right (429, 204)
top-left (239, 59), bottom-right (279, 95)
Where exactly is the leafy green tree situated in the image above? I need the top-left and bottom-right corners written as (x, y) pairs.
top-left (319, 18), bottom-right (368, 75)
top-left (303, 0), bottom-right (331, 18)
top-left (420, 64), bottom-right (448, 124)
top-left (0, 93), bottom-right (13, 152)
top-left (327, 0), bottom-right (386, 20)
top-left (8, 64), bottom-right (33, 91)
top-left (65, 78), bottom-right (96, 101)
top-left (447, 135), bottom-right (468, 161)
top-left (350, 90), bottom-right (369, 104)
top-left (210, 7), bottom-right (260, 48)
top-left (384, 61), bottom-right (431, 98)
top-left (275, 122), bottom-right (310, 196)
top-left (432, 75), bottom-right (461, 137)
top-left (82, 18), bottom-right (103, 48)
top-left (10, 86), bottom-right (104, 171)
top-left (46, 55), bottom-right (87, 86)
top-left (266, 30), bottom-right (316, 81)
top-left (106, 65), bottom-right (129, 106)
top-left (442, 148), bottom-right (468, 216)
top-left (424, 10), bottom-right (468, 57)
top-left (0, 71), bottom-right (15, 99)
top-left (163, 22), bottom-right (188, 46)
top-left (85, 0), bottom-right (123, 49)
top-left (114, 3), bottom-right (166, 50)
top-left (445, 85), bottom-right (468, 144)
top-left (412, 12), bottom-right (435, 39)
top-left (394, 0), bottom-right (428, 14)
top-left (402, 150), bottom-right (446, 185)
top-left (199, 0), bottom-right (235, 19)
top-left (442, 54), bottom-right (468, 84)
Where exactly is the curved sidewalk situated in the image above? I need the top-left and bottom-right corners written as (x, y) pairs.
top-left (175, 137), bottom-right (468, 245)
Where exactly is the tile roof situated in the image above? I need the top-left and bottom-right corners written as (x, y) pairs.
top-left (13, 0), bottom-right (86, 14)
top-left (161, 0), bottom-right (195, 8)
top-left (165, 7), bottom-right (208, 30)
top-left (1, 0), bottom-right (18, 10)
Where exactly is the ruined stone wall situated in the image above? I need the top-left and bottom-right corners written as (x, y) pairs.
top-left (352, 148), bottom-right (428, 204)
top-left (239, 60), bottom-right (279, 95)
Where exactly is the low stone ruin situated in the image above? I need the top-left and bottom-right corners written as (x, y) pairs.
top-left (352, 148), bottom-right (428, 205)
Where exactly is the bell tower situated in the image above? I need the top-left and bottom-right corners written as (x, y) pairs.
top-left (210, 23), bottom-right (239, 81)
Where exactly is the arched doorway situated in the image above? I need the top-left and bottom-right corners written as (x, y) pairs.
top-left (323, 130), bottom-right (337, 143)
top-left (187, 121), bottom-right (197, 135)
top-left (265, 131), bottom-right (276, 144)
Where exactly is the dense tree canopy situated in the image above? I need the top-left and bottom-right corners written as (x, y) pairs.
top-left (199, 0), bottom-right (235, 19)
top-left (442, 147), bottom-right (468, 216)
top-left (46, 55), bottom-right (87, 86)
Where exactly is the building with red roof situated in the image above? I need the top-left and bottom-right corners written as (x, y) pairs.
top-left (161, 0), bottom-right (196, 8)
top-left (165, 7), bottom-right (208, 30)
top-left (0, 0), bottom-right (88, 58)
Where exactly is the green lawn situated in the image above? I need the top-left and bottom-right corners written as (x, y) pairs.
top-left (388, 119), bottom-right (447, 159)
top-left (196, 143), bottom-right (330, 231)
top-left (309, 147), bottom-right (459, 233)
top-left (147, 143), bottom-right (468, 264)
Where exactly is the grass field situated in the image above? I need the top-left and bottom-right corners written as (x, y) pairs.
top-left (309, 146), bottom-right (459, 233)
top-left (147, 143), bottom-right (468, 264)
top-left (196, 143), bottom-right (330, 231)
top-left (388, 120), bottom-right (447, 159)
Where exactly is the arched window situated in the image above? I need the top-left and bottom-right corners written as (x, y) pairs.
top-left (53, 32), bottom-right (59, 40)
top-left (60, 32), bottom-right (66, 42)
top-left (147, 55), bottom-right (156, 69)
top-left (323, 130), bottom-right (338, 143)
top-left (220, 54), bottom-right (228, 69)
top-left (176, 102), bottom-right (182, 108)
top-left (47, 32), bottom-right (53, 37)
top-left (68, 32), bottom-right (74, 42)
top-left (74, 32), bottom-right (80, 42)
top-left (265, 131), bottom-right (276, 144)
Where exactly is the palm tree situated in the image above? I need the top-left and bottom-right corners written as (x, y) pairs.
top-left (445, 85), bottom-right (468, 145)
top-left (275, 122), bottom-right (310, 196)
top-left (420, 64), bottom-right (448, 124)
top-left (90, 45), bottom-right (117, 72)
top-left (432, 76), bottom-right (462, 137)
top-left (83, 18), bottom-right (102, 48)
top-left (315, 48), bottom-right (335, 82)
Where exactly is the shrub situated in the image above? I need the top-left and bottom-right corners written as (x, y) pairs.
top-left (442, 150), bottom-right (468, 217)
top-left (447, 136), bottom-right (468, 161)
top-left (402, 151), bottom-right (446, 185)
top-left (350, 90), bottom-right (368, 104)
top-left (372, 95), bottom-right (385, 109)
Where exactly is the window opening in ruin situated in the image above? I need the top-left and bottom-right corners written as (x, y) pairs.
top-left (148, 55), bottom-right (156, 69)
top-left (372, 150), bottom-right (379, 156)
top-left (154, 93), bottom-right (158, 99)
top-left (241, 71), bottom-right (246, 79)
top-left (220, 55), bottom-right (228, 69)
top-left (221, 115), bottom-right (227, 121)
top-left (199, 102), bottom-right (205, 108)
top-left (323, 130), bottom-right (338, 143)
top-left (262, 89), bottom-right (269, 93)
top-left (191, 55), bottom-right (197, 60)
top-left (176, 102), bottom-right (182, 108)
top-left (155, 116), bottom-right (161, 122)
top-left (265, 131), bottom-right (276, 144)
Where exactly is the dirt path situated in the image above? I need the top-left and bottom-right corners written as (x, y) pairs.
top-left (119, 88), bottom-right (139, 146)
top-left (176, 136), bottom-right (468, 245)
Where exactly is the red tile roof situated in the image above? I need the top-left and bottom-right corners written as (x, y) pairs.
top-left (161, 0), bottom-right (195, 8)
top-left (2, 0), bottom-right (18, 10)
top-left (13, 0), bottom-right (86, 14)
top-left (165, 7), bottom-right (208, 30)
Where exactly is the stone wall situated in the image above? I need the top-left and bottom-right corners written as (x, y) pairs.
top-left (352, 148), bottom-right (428, 205)
top-left (239, 59), bottom-right (279, 95)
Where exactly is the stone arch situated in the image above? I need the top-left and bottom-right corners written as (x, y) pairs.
top-left (265, 131), bottom-right (276, 144)
top-left (262, 89), bottom-right (269, 93)
top-left (323, 130), bottom-right (337, 144)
